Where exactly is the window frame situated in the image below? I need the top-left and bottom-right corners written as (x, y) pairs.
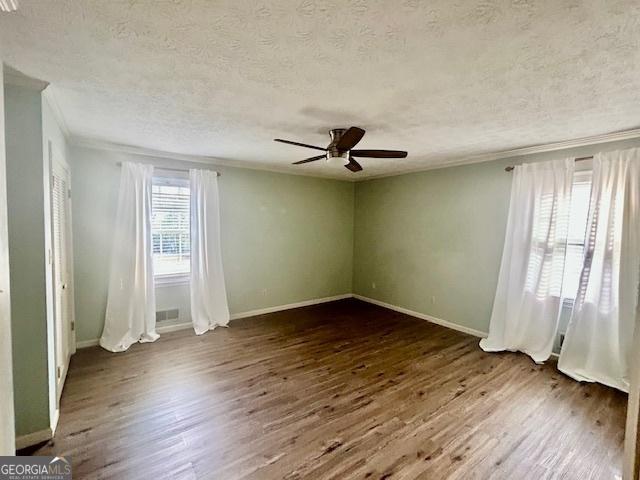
top-left (151, 172), bottom-right (191, 286)
top-left (560, 167), bottom-right (593, 308)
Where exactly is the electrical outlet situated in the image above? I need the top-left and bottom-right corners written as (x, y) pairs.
top-left (372, 282), bottom-right (376, 289)
top-left (262, 288), bottom-right (268, 297)
top-left (431, 296), bottom-right (436, 304)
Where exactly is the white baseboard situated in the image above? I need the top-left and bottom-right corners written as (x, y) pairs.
top-left (76, 338), bottom-right (99, 348)
top-left (76, 293), bottom-right (354, 349)
top-left (354, 295), bottom-right (564, 359)
top-left (229, 293), bottom-right (354, 321)
top-left (157, 322), bottom-right (192, 334)
top-left (50, 408), bottom-right (60, 436)
top-left (353, 294), bottom-right (488, 339)
top-left (76, 321), bottom-right (197, 348)
top-left (75, 295), bottom-right (557, 360)
top-left (16, 428), bottom-right (53, 450)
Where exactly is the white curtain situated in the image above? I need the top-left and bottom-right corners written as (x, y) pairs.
top-left (190, 169), bottom-right (230, 335)
top-left (480, 158), bottom-right (574, 362)
top-left (100, 162), bottom-right (158, 352)
top-left (558, 149), bottom-right (640, 392)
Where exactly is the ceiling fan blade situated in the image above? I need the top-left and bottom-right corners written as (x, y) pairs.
top-left (275, 138), bottom-right (327, 152)
top-left (350, 149), bottom-right (407, 158)
top-left (336, 127), bottom-right (365, 151)
top-left (293, 154), bottom-right (326, 165)
top-left (345, 157), bottom-right (363, 172)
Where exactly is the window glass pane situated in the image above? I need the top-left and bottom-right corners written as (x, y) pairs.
top-left (151, 180), bottom-right (190, 276)
top-left (560, 173), bottom-right (592, 301)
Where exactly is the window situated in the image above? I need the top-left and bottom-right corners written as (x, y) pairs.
top-left (560, 170), bottom-right (592, 303)
top-left (151, 176), bottom-right (190, 278)
top-left (525, 188), bottom-right (569, 299)
top-left (523, 169), bottom-right (592, 303)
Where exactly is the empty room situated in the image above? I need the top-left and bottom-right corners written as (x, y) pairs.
top-left (1, 1), bottom-right (640, 479)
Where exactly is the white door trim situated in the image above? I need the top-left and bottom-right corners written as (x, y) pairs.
top-left (624, 324), bottom-right (640, 479)
top-left (48, 145), bottom-right (75, 409)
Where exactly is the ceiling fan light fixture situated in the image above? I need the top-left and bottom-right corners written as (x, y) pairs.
top-left (275, 126), bottom-right (408, 173)
top-left (325, 152), bottom-right (349, 167)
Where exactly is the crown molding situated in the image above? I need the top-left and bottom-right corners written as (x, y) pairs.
top-left (70, 135), bottom-right (220, 165)
top-left (69, 136), bottom-right (356, 182)
top-left (360, 127), bottom-right (640, 181)
top-left (67, 127), bottom-right (640, 183)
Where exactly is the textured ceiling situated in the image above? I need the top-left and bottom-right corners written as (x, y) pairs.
top-left (1, 0), bottom-right (640, 179)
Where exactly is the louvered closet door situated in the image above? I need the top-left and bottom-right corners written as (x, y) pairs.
top-left (52, 159), bottom-right (73, 402)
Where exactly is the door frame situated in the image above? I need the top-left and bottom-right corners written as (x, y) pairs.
top-left (624, 323), bottom-right (640, 479)
top-left (47, 143), bottom-right (76, 406)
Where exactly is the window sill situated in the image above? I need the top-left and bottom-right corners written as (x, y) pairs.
top-left (155, 274), bottom-right (190, 287)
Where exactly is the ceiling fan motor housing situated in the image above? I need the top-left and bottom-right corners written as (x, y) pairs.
top-left (327, 129), bottom-right (349, 161)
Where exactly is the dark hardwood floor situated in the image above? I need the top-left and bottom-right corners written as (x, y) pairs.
top-left (32, 299), bottom-right (626, 479)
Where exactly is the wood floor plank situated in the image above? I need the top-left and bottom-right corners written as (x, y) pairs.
top-left (29, 299), bottom-right (626, 479)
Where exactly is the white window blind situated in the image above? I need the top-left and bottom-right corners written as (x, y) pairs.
top-left (151, 178), bottom-right (190, 277)
top-left (524, 190), bottom-right (570, 300)
top-left (560, 171), bottom-right (592, 302)
top-left (523, 170), bottom-right (592, 301)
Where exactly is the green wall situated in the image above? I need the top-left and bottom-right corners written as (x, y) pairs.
top-left (73, 136), bottom-right (640, 343)
top-left (70, 146), bottom-right (355, 343)
top-left (221, 166), bottom-right (354, 311)
top-left (8, 94), bottom-right (640, 441)
top-left (5, 83), bottom-right (50, 437)
top-left (353, 137), bottom-right (640, 334)
top-left (0, 63), bottom-right (17, 455)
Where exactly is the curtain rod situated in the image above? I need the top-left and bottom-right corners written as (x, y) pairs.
top-left (115, 162), bottom-right (221, 176)
top-left (504, 156), bottom-right (593, 172)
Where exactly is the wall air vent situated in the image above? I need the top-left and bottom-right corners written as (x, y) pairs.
top-left (156, 309), bottom-right (180, 323)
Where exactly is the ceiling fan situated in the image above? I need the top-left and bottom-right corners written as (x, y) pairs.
top-left (274, 127), bottom-right (408, 172)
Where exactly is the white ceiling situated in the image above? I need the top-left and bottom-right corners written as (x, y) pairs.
top-left (1, 0), bottom-right (639, 179)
